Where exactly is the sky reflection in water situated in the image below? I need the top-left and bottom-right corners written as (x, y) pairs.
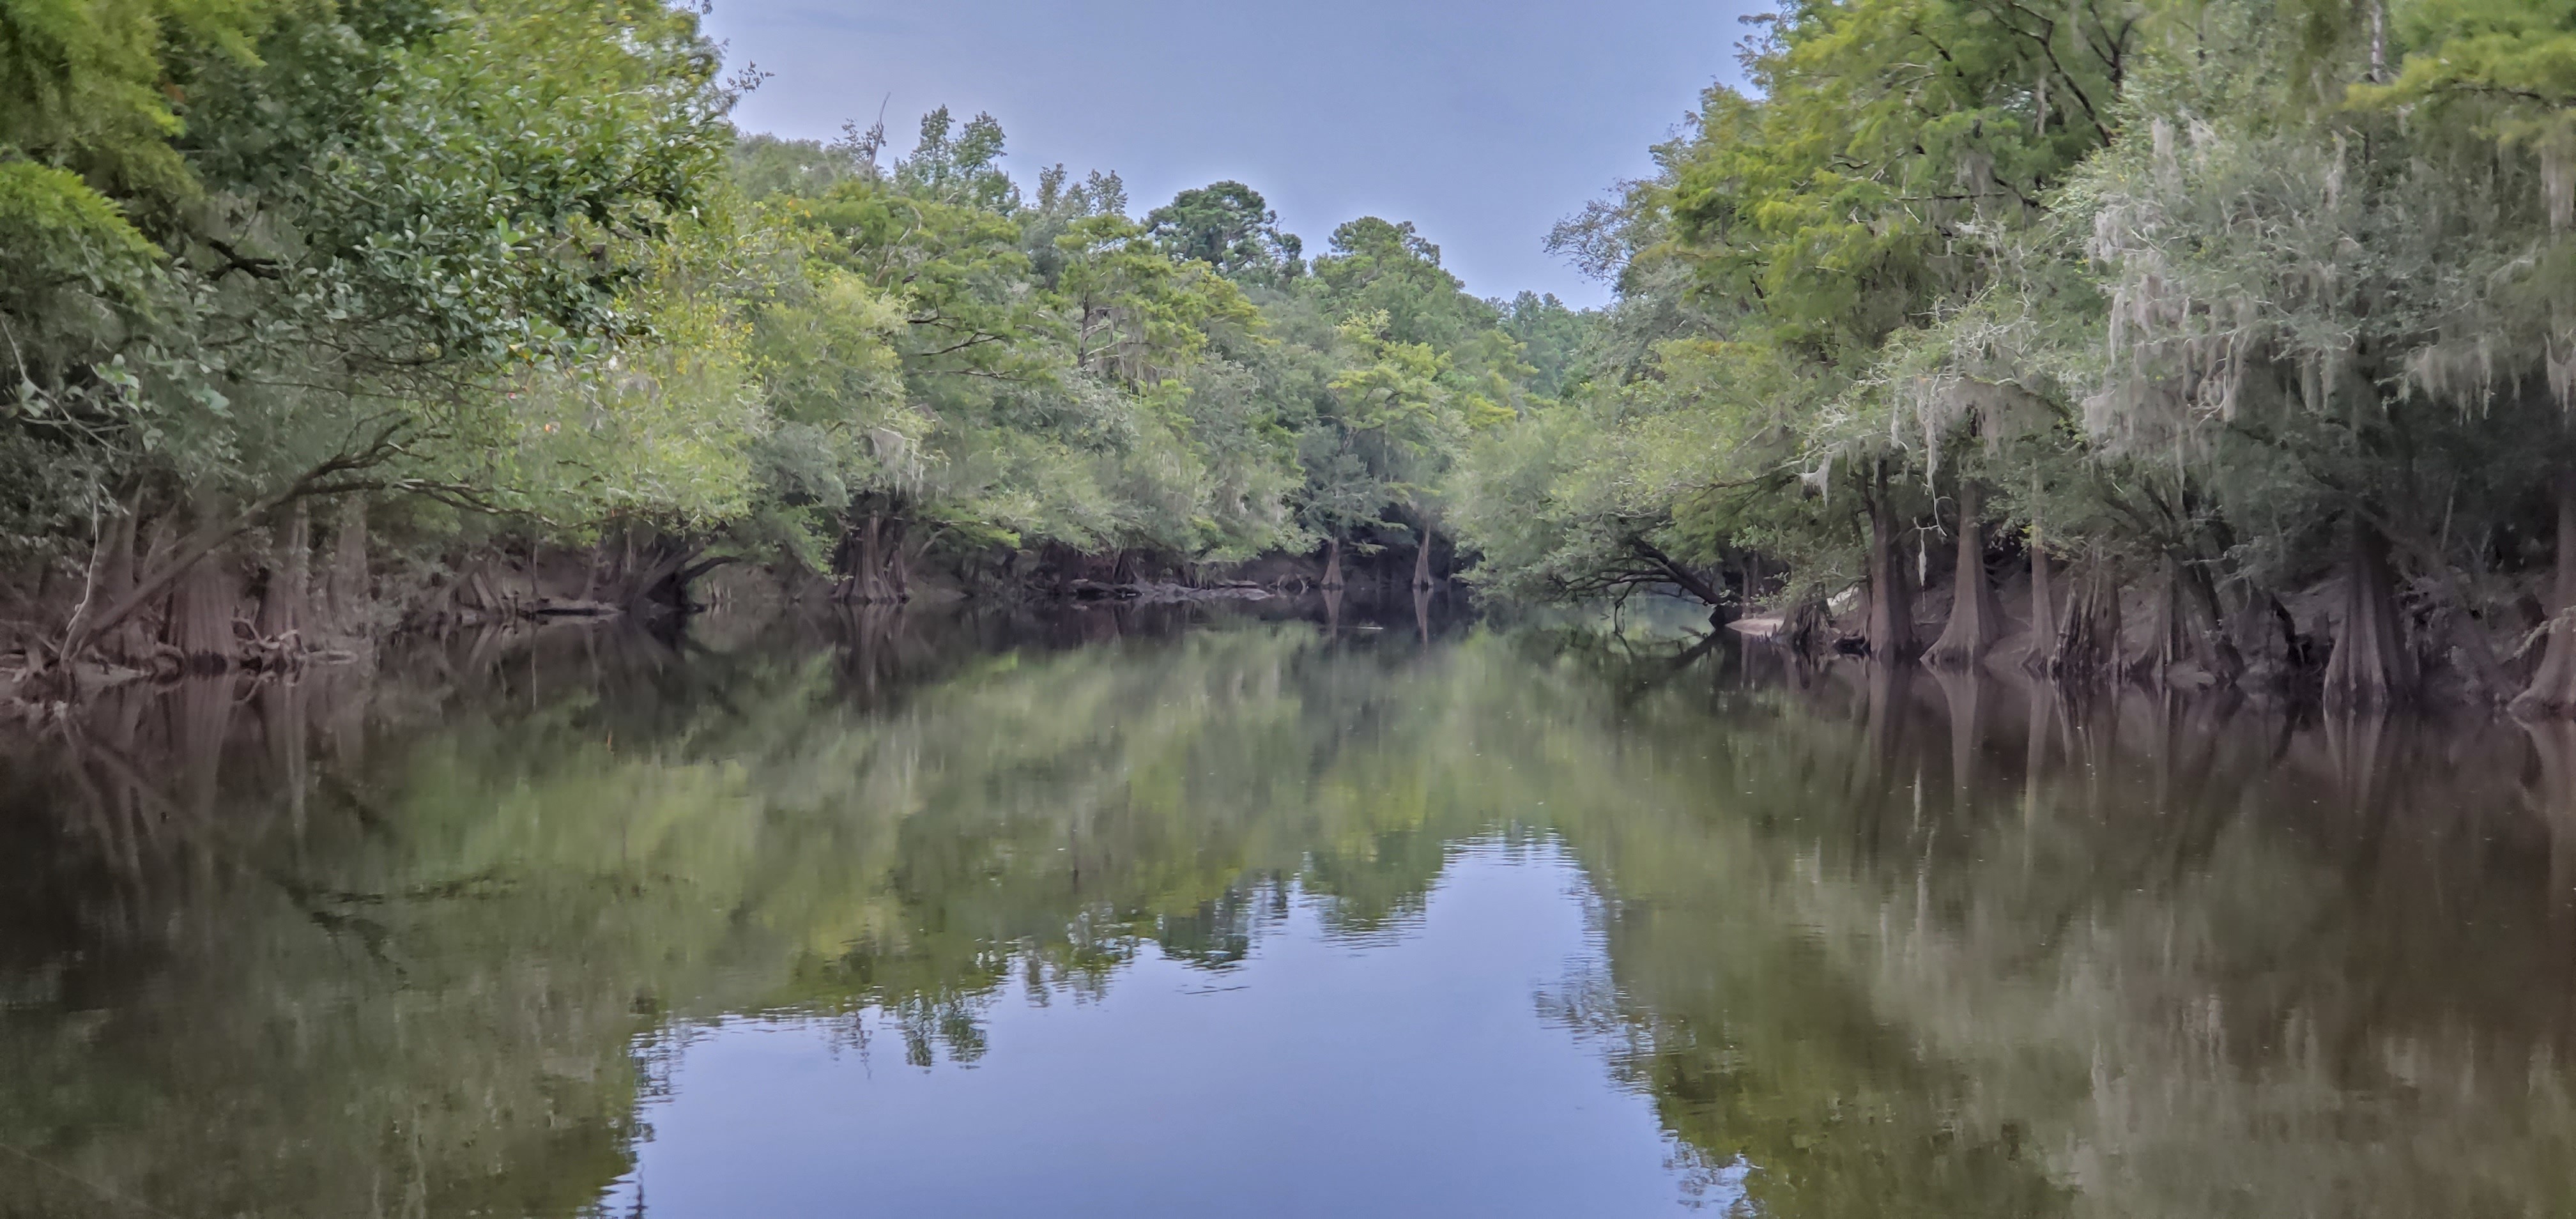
top-left (606, 845), bottom-right (1706, 1218)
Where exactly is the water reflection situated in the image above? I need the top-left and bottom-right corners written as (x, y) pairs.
top-left (1, 613), bottom-right (2573, 1217)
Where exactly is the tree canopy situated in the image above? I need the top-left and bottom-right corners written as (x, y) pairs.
top-left (1452, 0), bottom-right (2576, 709)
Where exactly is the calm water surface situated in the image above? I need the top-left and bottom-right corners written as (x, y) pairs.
top-left (3, 604), bottom-right (2573, 1217)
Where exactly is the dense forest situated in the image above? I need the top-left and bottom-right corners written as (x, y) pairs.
top-left (0, 0), bottom-right (1566, 676)
top-left (1448, 0), bottom-right (2576, 714)
top-left (6, 0), bottom-right (2576, 712)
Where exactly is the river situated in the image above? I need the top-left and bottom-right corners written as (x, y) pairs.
top-left (3, 601), bottom-right (2572, 1218)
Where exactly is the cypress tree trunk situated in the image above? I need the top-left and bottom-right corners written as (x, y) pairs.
top-left (1863, 464), bottom-right (1916, 660)
top-left (327, 499), bottom-right (369, 639)
top-left (2051, 560), bottom-right (2121, 678)
top-left (2173, 553), bottom-right (2241, 681)
top-left (2137, 555), bottom-right (2184, 682)
top-left (100, 506), bottom-right (140, 662)
top-left (1785, 588), bottom-right (1830, 658)
top-left (1928, 481), bottom-right (2002, 668)
top-left (859, 515), bottom-right (885, 603)
top-left (2025, 526), bottom-right (2055, 672)
top-left (1320, 537), bottom-right (1345, 590)
top-left (123, 518), bottom-right (170, 661)
top-left (286, 503), bottom-right (310, 635)
top-left (2135, 554), bottom-right (2238, 682)
top-left (884, 516), bottom-right (912, 602)
top-left (2322, 518), bottom-right (2416, 709)
top-left (170, 559), bottom-right (240, 671)
top-left (2230, 587), bottom-right (2306, 682)
top-left (2517, 481), bottom-right (2576, 716)
top-left (839, 514), bottom-right (906, 604)
top-left (257, 502), bottom-right (309, 640)
top-left (1412, 526), bottom-right (1434, 590)
top-left (829, 526), bottom-right (857, 602)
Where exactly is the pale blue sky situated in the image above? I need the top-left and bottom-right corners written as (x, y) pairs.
top-left (701, 1), bottom-right (1763, 307)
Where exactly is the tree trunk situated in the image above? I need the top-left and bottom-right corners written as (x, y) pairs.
top-left (829, 528), bottom-right (857, 602)
top-left (2051, 559), bottom-right (2121, 678)
top-left (1413, 526), bottom-right (1434, 590)
top-left (2520, 482), bottom-right (2576, 716)
top-left (1628, 536), bottom-right (1726, 612)
top-left (1320, 537), bottom-right (1345, 590)
top-left (257, 502), bottom-right (309, 640)
top-left (885, 516), bottom-right (912, 602)
top-left (2024, 530), bottom-right (2056, 672)
top-left (1928, 482), bottom-right (2002, 668)
top-left (66, 433), bottom-right (396, 659)
top-left (327, 498), bottom-right (369, 639)
top-left (859, 516), bottom-right (885, 603)
top-left (1785, 588), bottom-right (1830, 659)
top-left (100, 504), bottom-right (141, 661)
top-left (832, 513), bottom-right (913, 605)
top-left (2322, 517), bottom-right (2416, 710)
top-left (623, 538), bottom-right (703, 611)
top-left (2133, 553), bottom-right (2237, 682)
top-left (2135, 555), bottom-right (2184, 682)
top-left (169, 559), bottom-right (240, 671)
top-left (2171, 552), bottom-right (2241, 681)
top-left (1862, 464), bottom-right (1916, 660)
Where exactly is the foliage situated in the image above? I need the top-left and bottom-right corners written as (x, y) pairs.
top-left (1144, 180), bottom-right (1303, 282)
top-left (0, 10), bottom-right (1561, 639)
top-left (1455, 0), bottom-right (2576, 700)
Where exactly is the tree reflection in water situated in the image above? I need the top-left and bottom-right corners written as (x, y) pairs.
top-left (1, 608), bottom-right (2572, 1218)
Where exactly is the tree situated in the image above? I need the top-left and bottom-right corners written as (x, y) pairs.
top-left (8, 0), bottom-right (747, 663)
top-left (1144, 180), bottom-right (1303, 282)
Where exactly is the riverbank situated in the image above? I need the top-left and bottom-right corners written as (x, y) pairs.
top-left (0, 533), bottom-right (1460, 712)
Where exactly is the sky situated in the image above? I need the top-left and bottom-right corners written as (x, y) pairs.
top-left (700, 1), bottom-right (1764, 307)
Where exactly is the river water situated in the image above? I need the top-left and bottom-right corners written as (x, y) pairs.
top-left (3, 602), bottom-right (2573, 1217)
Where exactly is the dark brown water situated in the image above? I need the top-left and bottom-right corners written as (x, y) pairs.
top-left (3, 606), bottom-right (2573, 1217)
